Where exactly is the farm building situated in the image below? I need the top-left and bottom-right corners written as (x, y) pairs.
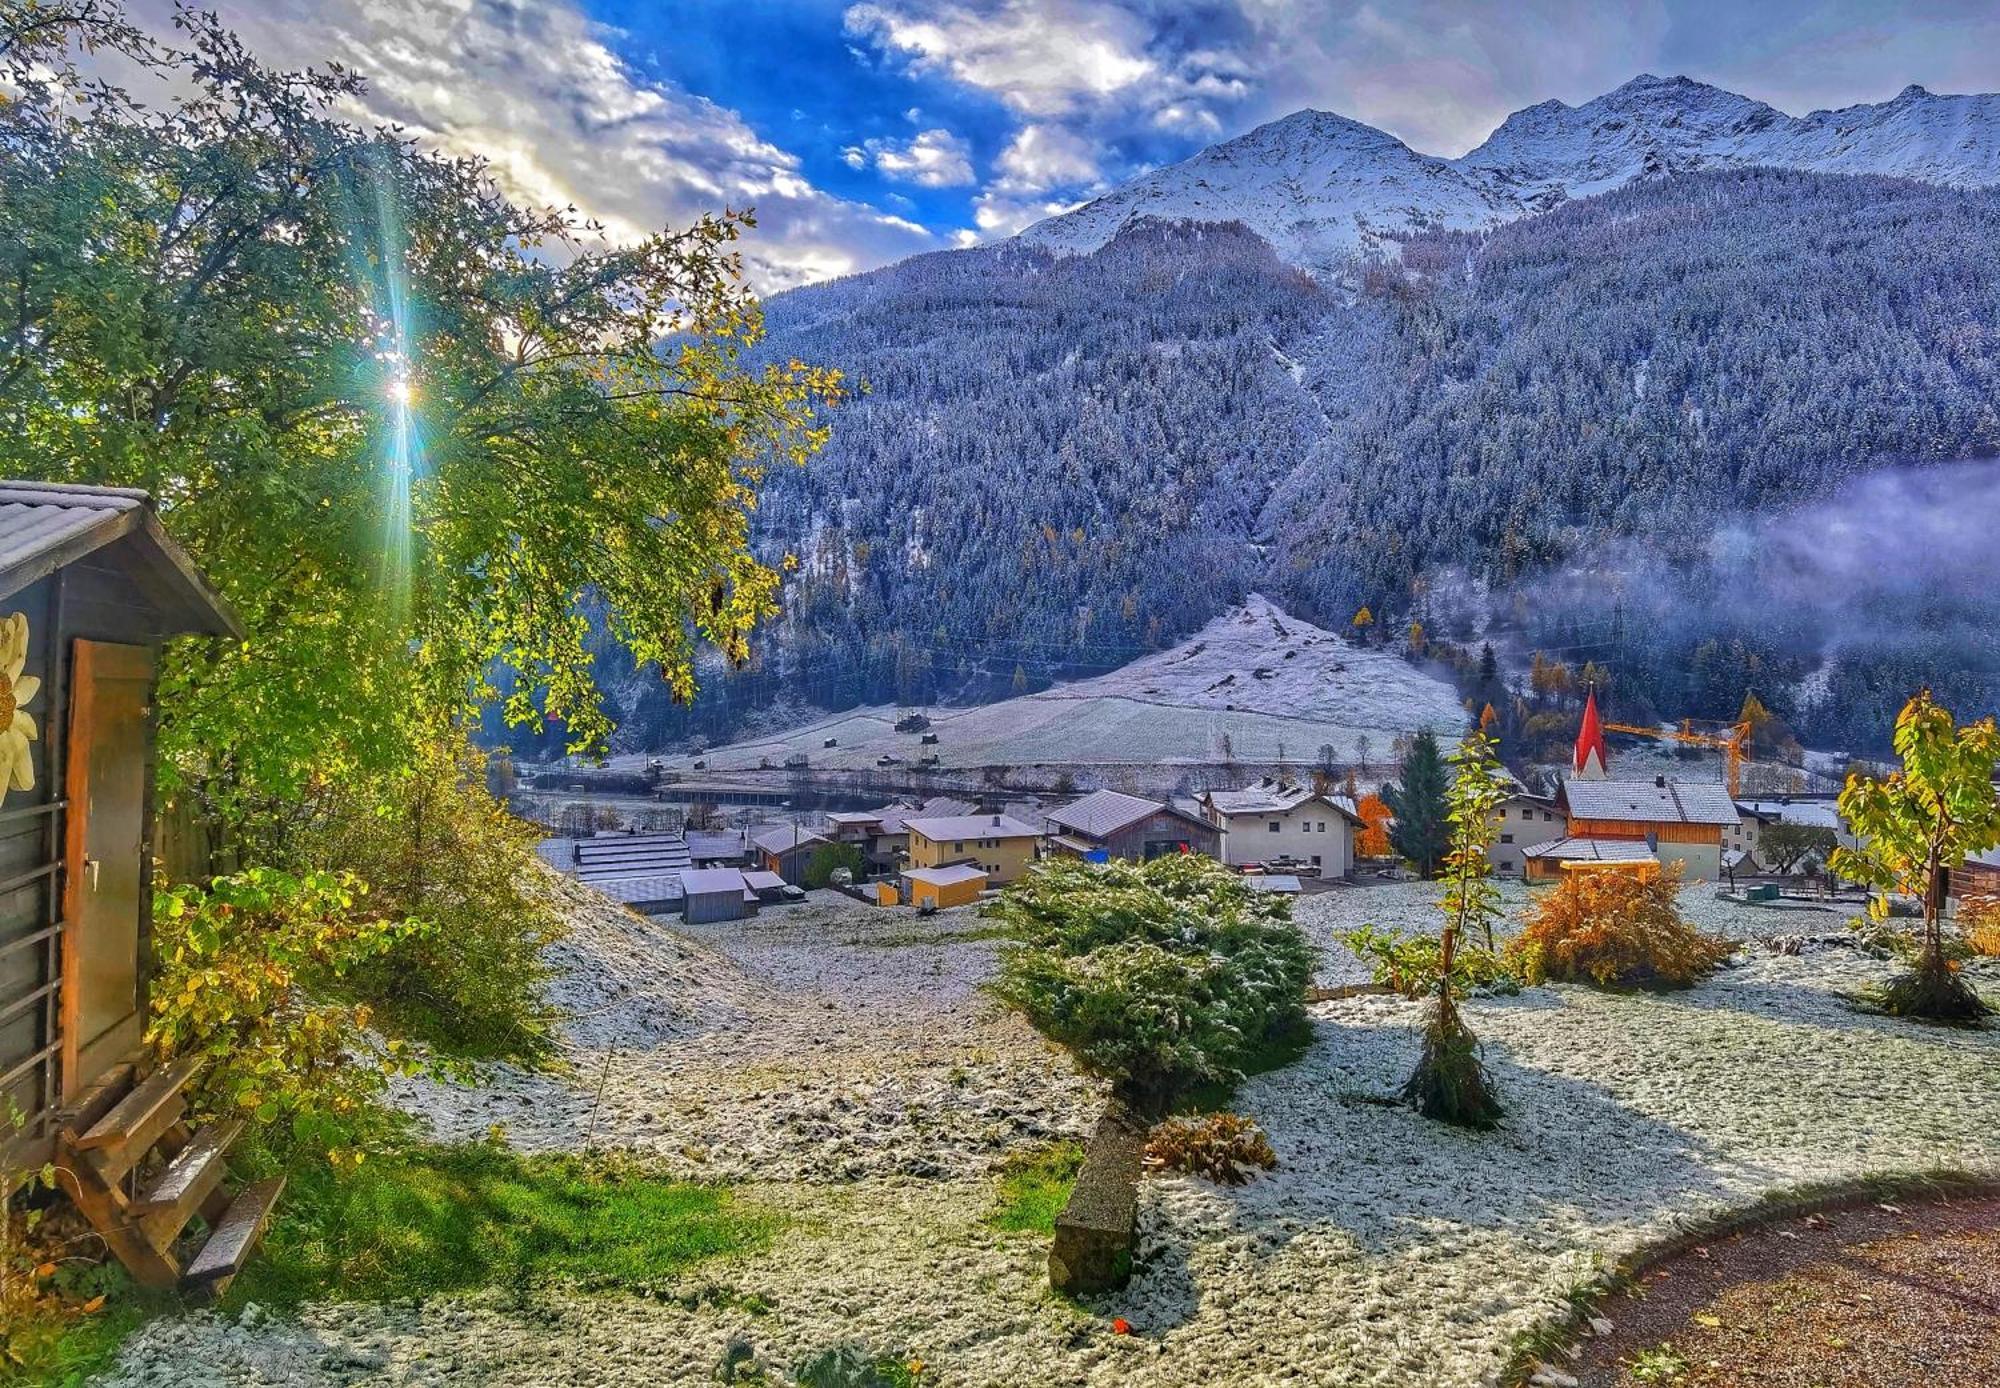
top-left (680, 868), bottom-right (760, 924)
top-left (1554, 775), bottom-right (1740, 881)
top-left (824, 797), bottom-right (976, 875)
top-left (898, 863), bottom-right (988, 909)
top-left (1947, 846), bottom-right (2000, 907)
top-left (535, 830), bottom-right (693, 913)
top-left (0, 482), bottom-right (290, 1296)
top-left (1042, 789), bottom-right (1219, 862)
top-left (904, 812), bottom-right (1041, 884)
top-left (1199, 779), bottom-right (1360, 876)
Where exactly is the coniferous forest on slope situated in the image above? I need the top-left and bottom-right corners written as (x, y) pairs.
top-left (579, 168), bottom-right (2000, 758)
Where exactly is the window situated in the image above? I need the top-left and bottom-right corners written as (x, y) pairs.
top-left (1501, 833), bottom-right (1515, 844)
top-left (1311, 854), bottom-right (1321, 866)
top-left (1543, 811), bottom-right (1555, 822)
top-left (1318, 822), bottom-right (1328, 833)
top-left (953, 841), bottom-right (964, 852)
top-left (1269, 821), bottom-right (1281, 833)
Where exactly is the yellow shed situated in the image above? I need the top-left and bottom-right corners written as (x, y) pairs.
top-left (902, 864), bottom-right (988, 909)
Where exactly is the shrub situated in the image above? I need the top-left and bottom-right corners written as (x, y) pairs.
top-left (986, 855), bottom-right (1316, 1114)
top-left (1340, 926), bottom-right (1518, 998)
top-left (1143, 1113), bottom-right (1276, 1186)
top-left (291, 733), bottom-right (565, 1065)
top-left (1959, 895), bottom-right (2000, 957)
top-left (149, 869), bottom-right (423, 1165)
top-left (1507, 865), bottom-right (1733, 989)
top-left (804, 841), bottom-right (866, 889)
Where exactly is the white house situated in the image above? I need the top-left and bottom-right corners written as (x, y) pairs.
top-left (1200, 779), bottom-right (1361, 876)
top-left (1490, 791), bottom-right (1566, 878)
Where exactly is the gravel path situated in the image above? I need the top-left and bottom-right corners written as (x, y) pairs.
top-left (103, 881), bottom-right (2000, 1386)
top-left (1573, 1194), bottom-right (2000, 1386)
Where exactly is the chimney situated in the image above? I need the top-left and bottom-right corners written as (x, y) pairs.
top-left (1655, 775), bottom-right (1666, 788)
top-left (991, 813), bottom-right (1001, 827)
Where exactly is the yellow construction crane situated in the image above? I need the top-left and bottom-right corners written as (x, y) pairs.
top-left (1601, 718), bottom-right (1754, 798)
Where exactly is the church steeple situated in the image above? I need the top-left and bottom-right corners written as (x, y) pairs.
top-left (1574, 687), bottom-right (1609, 779)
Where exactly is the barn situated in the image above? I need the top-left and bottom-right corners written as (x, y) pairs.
top-left (0, 483), bottom-right (282, 1295)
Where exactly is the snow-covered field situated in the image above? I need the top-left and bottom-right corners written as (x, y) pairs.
top-left (623, 596), bottom-right (1466, 778)
top-left (105, 877), bottom-right (2000, 1387)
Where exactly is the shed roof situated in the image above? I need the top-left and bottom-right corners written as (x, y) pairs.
top-left (741, 870), bottom-right (787, 893)
top-left (904, 864), bottom-right (987, 887)
top-left (1046, 789), bottom-right (1167, 839)
top-left (0, 482), bottom-right (241, 637)
top-left (750, 825), bottom-right (829, 856)
top-left (1562, 777), bottom-right (1740, 827)
top-left (904, 813), bottom-right (1041, 841)
top-left (680, 867), bottom-right (752, 897)
top-left (1522, 836), bottom-right (1660, 863)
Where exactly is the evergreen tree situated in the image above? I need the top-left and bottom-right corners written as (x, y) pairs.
top-left (1384, 729), bottom-right (1450, 878)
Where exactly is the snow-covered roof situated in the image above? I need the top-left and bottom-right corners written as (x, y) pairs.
top-left (1562, 777), bottom-right (1740, 827)
top-left (1522, 837), bottom-right (1659, 863)
top-left (1046, 789), bottom-right (1169, 839)
top-left (1205, 780), bottom-right (1361, 824)
top-left (686, 830), bottom-right (748, 862)
top-left (742, 870), bottom-right (787, 893)
top-left (677, 867), bottom-right (751, 897)
top-left (905, 864), bottom-right (988, 887)
top-left (825, 811), bottom-right (885, 828)
top-left (905, 814), bottom-right (1042, 842)
top-left (1737, 800), bottom-right (1846, 831)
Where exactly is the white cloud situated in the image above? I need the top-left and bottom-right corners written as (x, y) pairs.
top-left (122, 0), bottom-right (938, 291)
top-left (994, 123), bottom-right (1100, 190)
top-left (844, 0), bottom-right (1156, 116)
top-left (843, 126), bottom-right (977, 186)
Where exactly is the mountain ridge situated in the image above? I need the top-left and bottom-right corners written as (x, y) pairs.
top-left (1017, 74), bottom-right (2000, 271)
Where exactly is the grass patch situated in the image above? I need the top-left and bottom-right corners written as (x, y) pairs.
top-left (232, 1141), bottom-right (778, 1309)
top-left (1174, 1014), bottom-right (1315, 1114)
top-left (0, 1292), bottom-right (163, 1388)
top-left (987, 1141), bottom-right (1084, 1235)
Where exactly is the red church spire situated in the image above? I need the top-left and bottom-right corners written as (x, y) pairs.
top-left (1574, 687), bottom-right (1609, 778)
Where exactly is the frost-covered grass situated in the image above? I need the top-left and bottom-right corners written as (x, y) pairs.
top-left (622, 596), bottom-right (1465, 775)
top-left (106, 879), bottom-right (2000, 1388)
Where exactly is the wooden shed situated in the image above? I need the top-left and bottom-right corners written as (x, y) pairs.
top-left (0, 483), bottom-right (279, 1295)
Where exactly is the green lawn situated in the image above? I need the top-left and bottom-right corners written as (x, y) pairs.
top-left (986, 1141), bottom-right (1084, 1235)
top-left (236, 1141), bottom-right (779, 1307)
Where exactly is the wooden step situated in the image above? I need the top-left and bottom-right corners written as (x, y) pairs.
top-left (72, 1054), bottom-right (203, 1179)
top-left (63, 1062), bottom-right (138, 1138)
top-left (131, 1118), bottom-right (243, 1250)
top-left (182, 1175), bottom-right (284, 1295)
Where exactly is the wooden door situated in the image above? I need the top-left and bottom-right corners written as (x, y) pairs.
top-left (61, 641), bottom-right (154, 1098)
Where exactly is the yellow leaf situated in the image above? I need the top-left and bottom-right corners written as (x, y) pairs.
top-left (1693, 1313), bottom-right (1723, 1329)
top-left (34, 1261), bottom-right (56, 1279)
top-left (82, 1294), bottom-right (106, 1313)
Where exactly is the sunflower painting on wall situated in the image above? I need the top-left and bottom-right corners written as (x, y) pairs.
top-left (0, 613), bottom-right (41, 802)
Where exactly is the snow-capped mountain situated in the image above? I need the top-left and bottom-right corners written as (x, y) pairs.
top-left (1019, 75), bottom-right (2000, 271)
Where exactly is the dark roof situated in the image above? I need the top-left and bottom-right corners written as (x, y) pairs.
top-left (0, 482), bottom-right (240, 637)
top-left (1562, 777), bottom-right (1740, 827)
top-left (750, 825), bottom-right (829, 856)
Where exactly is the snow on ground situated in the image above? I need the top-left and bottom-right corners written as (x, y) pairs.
top-left (107, 880), bottom-right (2000, 1387)
top-left (624, 596), bottom-right (1466, 778)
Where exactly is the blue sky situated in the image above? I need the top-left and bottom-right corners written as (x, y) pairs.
top-left (135, 1), bottom-right (2000, 290)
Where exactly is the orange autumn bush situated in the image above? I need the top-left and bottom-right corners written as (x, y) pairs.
top-left (1354, 793), bottom-right (1393, 858)
top-left (1961, 895), bottom-right (2000, 957)
top-left (1507, 864), bottom-right (1733, 989)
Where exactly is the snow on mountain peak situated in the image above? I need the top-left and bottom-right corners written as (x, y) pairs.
top-left (1017, 75), bottom-right (2000, 272)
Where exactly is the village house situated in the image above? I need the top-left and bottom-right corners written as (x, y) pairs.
top-left (1199, 778), bottom-right (1361, 876)
top-left (904, 811), bottom-right (1042, 884)
top-left (1555, 694), bottom-right (1743, 881)
top-left (1043, 788), bottom-right (1220, 862)
top-left (1947, 845), bottom-right (2000, 909)
top-left (750, 823), bottom-right (829, 885)
top-left (824, 797), bottom-right (975, 875)
top-left (1490, 788), bottom-right (1565, 877)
